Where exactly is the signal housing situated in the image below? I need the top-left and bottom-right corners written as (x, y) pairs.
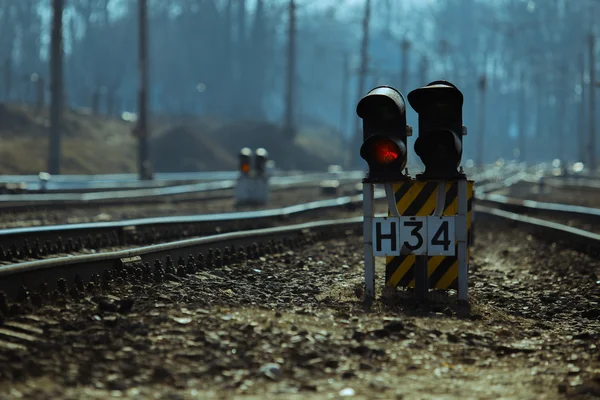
top-left (239, 147), bottom-right (252, 175)
top-left (357, 86), bottom-right (411, 182)
top-left (408, 80), bottom-right (466, 179)
top-left (255, 148), bottom-right (269, 176)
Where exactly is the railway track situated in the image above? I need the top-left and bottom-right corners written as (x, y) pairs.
top-left (0, 170), bottom-right (276, 193)
top-left (0, 168), bottom-right (531, 297)
top-left (0, 168), bottom-right (595, 302)
top-left (0, 168), bottom-right (598, 398)
top-left (497, 176), bottom-right (600, 210)
top-left (478, 193), bottom-right (600, 234)
top-left (0, 181), bottom-right (363, 229)
top-left (0, 172), bottom-right (364, 210)
top-left (0, 191), bottom-right (386, 268)
top-left (0, 167), bottom-right (520, 264)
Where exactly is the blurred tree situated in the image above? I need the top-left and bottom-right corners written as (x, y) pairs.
top-left (0, 0), bottom-right (595, 165)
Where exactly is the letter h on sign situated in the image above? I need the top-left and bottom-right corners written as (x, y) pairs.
top-left (373, 218), bottom-right (400, 256)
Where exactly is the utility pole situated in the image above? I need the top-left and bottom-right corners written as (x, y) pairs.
top-left (136, 0), bottom-right (152, 180)
top-left (352, 0), bottom-right (371, 167)
top-left (283, 0), bottom-right (296, 143)
top-left (476, 74), bottom-right (487, 168)
top-left (48, 0), bottom-right (64, 175)
top-left (340, 51), bottom-right (349, 136)
top-left (534, 73), bottom-right (544, 164)
top-left (556, 73), bottom-right (566, 162)
top-left (439, 39), bottom-right (450, 77)
top-left (400, 38), bottom-right (411, 92)
top-left (517, 66), bottom-right (526, 163)
top-left (4, 58), bottom-right (11, 101)
top-left (589, 34), bottom-right (597, 172)
top-left (418, 54), bottom-right (428, 86)
top-left (579, 52), bottom-right (587, 163)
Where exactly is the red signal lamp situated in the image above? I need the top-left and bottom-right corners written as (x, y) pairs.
top-left (371, 138), bottom-right (400, 164)
top-left (360, 134), bottom-right (407, 182)
top-left (356, 86), bottom-right (410, 182)
top-left (239, 147), bottom-right (253, 175)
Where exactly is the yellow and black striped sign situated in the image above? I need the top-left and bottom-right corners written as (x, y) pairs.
top-left (385, 180), bottom-right (474, 290)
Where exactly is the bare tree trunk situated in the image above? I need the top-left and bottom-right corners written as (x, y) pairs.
top-left (400, 38), bottom-right (410, 93)
top-left (106, 90), bottom-right (114, 116)
top-left (3, 58), bottom-right (11, 101)
top-left (589, 34), bottom-right (597, 171)
top-left (517, 67), bottom-right (526, 162)
top-left (92, 87), bottom-right (99, 115)
top-left (351, 0), bottom-right (371, 167)
top-left (340, 52), bottom-right (349, 136)
top-left (418, 54), bottom-right (428, 86)
top-left (476, 52), bottom-right (488, 167)
top-left (137, 0), bottom-right (152, 180)
top-left (283, 0), bottom-right (296, 142)
top-left (35, 75), bottom-right (44, 113)
top-left (580, 52), bottom-right (587, 162)
top-left (48, 0), bottom-right (64, 175)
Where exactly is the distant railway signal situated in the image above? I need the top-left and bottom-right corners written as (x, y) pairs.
top-left (408, 80), bottom-right (466, 179)
top-left (357, 86), bottom-right (412, 182)
top-left (235, 147), bottom-right (270, 206)
top-left (38, 172), bottom-right (51, 192)
top-left (255, 148), bottom-right (269, 176)
top-left (239, 148), bottom-right (252, 175)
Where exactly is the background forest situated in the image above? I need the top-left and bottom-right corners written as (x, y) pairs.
top-left (0, 0), bottom-right (597, 169)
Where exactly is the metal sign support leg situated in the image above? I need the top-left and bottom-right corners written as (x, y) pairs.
top-left (384, 184), bottom-right (400, 217)
top-left (414, 256), bottom-right (428, 300)
top-left (417, 181), bottom-right (447, 300)
top-left (457, 178), bottom-right (469, 301)
top-left (471, 194), bottom-right (476, 246)
top-left (363, 182), bottom-right (375, 306)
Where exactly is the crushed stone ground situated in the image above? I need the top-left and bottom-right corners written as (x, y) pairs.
top-left (0, 219), bottom-right (599, 399)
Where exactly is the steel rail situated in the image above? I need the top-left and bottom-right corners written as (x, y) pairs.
top-left (475, 206), bottom-right (600, 257)
top-left (0, 169), bottom-right (520, 257)
top-left (0, 173), bottom-right (364, 211)
top-left (478, 192), bottom-right (600, 220)
top-left (0, 169), bottom-right (308, 185)
top-left (0, 217), bottom-right (364, 300)
top-left (0, 189), bottom-right (387, 256)
top-left (0, 168), bottom-right (584, 303)
top-left (1, 171), bottom-right (360, 194)
top-left (517, 175), bottom-right (600, 191)
top-left (3, 203), bottom-right (600, 302)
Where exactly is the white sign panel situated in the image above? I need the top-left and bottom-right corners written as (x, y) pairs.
top-left (427, 216), bottom-right (456, 256)
top-left (371, 216), bottom-right (457, 256)
top-left (399, 216), bottom-right (428, 255)
top-left (372, 217), bottom-right (400, 256)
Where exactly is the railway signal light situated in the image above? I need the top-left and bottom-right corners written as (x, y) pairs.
top-left (408, 80), bottom-right (466, 179)
top-left (239, 147), bottom-right (252, 174)
top-left (38, 172), bottom-right (51, 192)
top-left (357, 86), bottom-right (412, 182)
top-left (255, 148), bottom-right (269, 177)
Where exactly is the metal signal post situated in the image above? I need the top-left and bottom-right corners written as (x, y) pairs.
top-left (360, 81), bottom-right (473, 307)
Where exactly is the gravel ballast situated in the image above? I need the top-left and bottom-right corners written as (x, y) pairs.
top-left (0, 218), bottom-right (599, 399)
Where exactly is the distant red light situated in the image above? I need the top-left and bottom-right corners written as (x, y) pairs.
top-left (372, 140), bottom-right (400, 164)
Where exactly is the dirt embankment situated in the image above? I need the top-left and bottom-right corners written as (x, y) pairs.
top-left (0, 103), bottom-right (347, 174)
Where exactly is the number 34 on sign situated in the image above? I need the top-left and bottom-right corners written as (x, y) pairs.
top-left (372, 216), bottom-right (456, 256)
